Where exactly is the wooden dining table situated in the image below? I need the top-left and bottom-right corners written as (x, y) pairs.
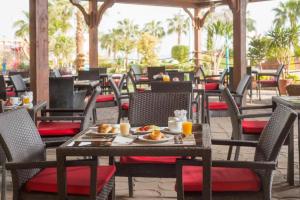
top-left (56, 124), bottom-right (212, 200)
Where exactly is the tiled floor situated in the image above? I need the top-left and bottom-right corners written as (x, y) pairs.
top-left (2, 90), bottom-right (300, 199)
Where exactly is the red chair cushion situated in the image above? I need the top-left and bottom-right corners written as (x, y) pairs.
top-left (205, 83), bottom-right (219, 90)
top-left (120, 156), bottom-right (179, 164)
top-left (182, 166), bottom-right (261, 192)
top-left (139, 76), bottom-right (149, 81)
top-left (25, 166), bottom-right (116, 196)
top-left (208, 102), bottom-right (228, 110)
top-left (242, 120), bottom-right (268, 135)
top-left (260, 80), bottom-right (277, 86)
top-left (6, 91), bottom-right (16, 97)
top-left (5, 87), bottom-right (13, 92)
top-left (121, 102), bottom-right (129, 110)
top-left (38, 122), bottom-right (81, 136)
top-left (136, 88), bottom-right (145, 92)
top-left (96, 94), bottom-right (115, 103)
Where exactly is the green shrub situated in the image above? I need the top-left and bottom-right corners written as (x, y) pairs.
top-left (171, 45), bottom-right (189, 63)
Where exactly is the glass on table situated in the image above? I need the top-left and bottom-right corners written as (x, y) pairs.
top-left (182, 120), bottom-right (193, 137)
top-left (120, 119), bottom-right (131, 136)
top-left (162, 75), bottom-right (170, 82)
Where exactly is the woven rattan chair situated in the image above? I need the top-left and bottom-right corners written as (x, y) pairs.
top-left (10, 74), bottom-right (27, 97)
top-left (257, 64), bottom-right (285, 100)
top-left (176, 103), bottom-right (297, 200)
top-left (116, 92), bottom-right (191, 197)
top-left (167, 71), bottom-right (185, 81)
top-left (36, 87), bottom-right (101, 147)
top-left (130, 66), bottom-right (149, 85)
top-left (204, 74), bottom-right (251, 123)
top-left (147, 66), bottom-right (166, 81)
top-left (0, 75), bottom-right (8, 100)
top-left (109, 78), bottom-right (130, 123)
top-left (0, 108), bottom-right (115, 200)
top-left (127, 70), bottom-right (147, 93)
top-left (78, 69), bottom-right (100, 81)
top-left (197, 66), bottom-right (227, 91)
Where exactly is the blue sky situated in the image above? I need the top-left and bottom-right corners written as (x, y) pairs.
top-left (0, 0), bottom-right (281, 58)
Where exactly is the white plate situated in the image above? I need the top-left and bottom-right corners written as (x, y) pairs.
top-left (87, 126), bottom-right (119, 136)
top-left (161, 128), bottom-right (182, 135)
top-left (130, 126), bottom-right (161, 135)
top-left (138, 134), bottom-right (174, 143)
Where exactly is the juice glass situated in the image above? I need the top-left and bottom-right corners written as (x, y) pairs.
top-left (22, 96), bottom-right (30, 104)
top-left (120, 122), bottom-right (130, 136)
top-left (163, 75), bottom-right (170, 82)
top-left (182, 121), bottom-right (193, 137)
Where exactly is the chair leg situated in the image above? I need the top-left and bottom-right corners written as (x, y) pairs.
top-left (93, 108), bottom-right (97, 123)
top-left (277, 85), bottom-right (281, 96)
top-left (227, 145), bottom-right (233, 160)
top-left (234, 146), bottom-right (240, 161)
top-left (128, 176), bottom-right (134, 197)
top-left (258, 83), bottom-right (261, 101)
top-left (1, 163), bottom-right (6, 200)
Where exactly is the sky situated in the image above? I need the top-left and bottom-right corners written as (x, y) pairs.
top-left (0, 0), bottom-right (281, 59)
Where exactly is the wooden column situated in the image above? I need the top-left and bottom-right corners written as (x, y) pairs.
top-left (89, 0), bottom-right (98, 68)
top-left (29, 0), bottom-right (49, 102)
top-left (194, 8), bottom-right (201, 67)
top-left (229, 0), bottom-right (248, 89)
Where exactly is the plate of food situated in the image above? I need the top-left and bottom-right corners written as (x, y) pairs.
top-left (138, 130), bottom-right (173, 143)
top-left (131, 125), bottom-right (160, 135)
top-left (161, 128), bottom-right (182, 135)
top-left (86, 124), bottom-right (119, 137)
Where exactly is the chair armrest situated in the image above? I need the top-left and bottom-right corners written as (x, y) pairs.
top-left (37, 116), bottom-right (85, 121)
top-left (240, 105), bottom-right (273, 110)
top-left (204, 92), bottom-right (222, 97)
top-left (258, 72), bottom-right (277, 77)
top-left (237, 113), bottom-right (272, 119)
top-left (211, 139), bottom-right (258, 147)
top-left (5, 159), bottom-right (97, 170)
top-left (41, 109), bottom-right (85, 113)
top-left (176, 159), bottom-right (276, 170)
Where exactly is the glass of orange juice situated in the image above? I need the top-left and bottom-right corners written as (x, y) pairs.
top-left (163, 75), bottom-right (170, 82)
top-left (22, 96), bottom-right (30, 105)
top-left (182, 121), bottom-right (193, 137)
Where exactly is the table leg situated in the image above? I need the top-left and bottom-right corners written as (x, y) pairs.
top-left (57, 152), bottom-right (67, 200)
top-left (287, 125), bottom-right (294, 185)
top-left (202, 150), bottom-right (212, 200)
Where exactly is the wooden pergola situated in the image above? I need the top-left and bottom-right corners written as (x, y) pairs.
top-left (29, 0), bottom-right (270, 102)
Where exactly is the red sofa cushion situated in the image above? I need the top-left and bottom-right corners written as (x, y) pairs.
top-left (96, 94), bottom-right (115, 103)
top-left (242, 120), bottom-right (268, 135)
top-left (205, 83), bottom-right (219, 90)
top-left (208, 102), bottom-right (228, 110)
top-left (182, 166), bottom-right (261, 192)
top-left (121, 102), bottom-right (129, 110)
top-left (6, 91), bottom-right (16, 97)
top-left (25, 166), bottom-right (116, 196)
top-left (139, 76), bottom-right (149, 81)
top-left (38, 122), bottom-right (81, 136)
top-left (120, 156), bottom-right (179, 164)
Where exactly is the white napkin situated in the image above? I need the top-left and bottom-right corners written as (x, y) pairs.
top-left (113, 136), bottom-right (135, 145)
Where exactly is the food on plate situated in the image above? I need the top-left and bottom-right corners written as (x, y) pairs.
top-left (98, 124), bottom-right (113, 133)
top-left (149, 130), bottom-right (165, 141)
top-left (137, 125), bottom-right (159, 132)
top-left (5, 100), bottom-right (13, 106)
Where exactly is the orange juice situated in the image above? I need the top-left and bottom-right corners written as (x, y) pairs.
top-left (182, 121), bottom-right (193, 136)
top-left (23, 96), bottom-right (30, 104)
top-left (163, 75), bottom-right (170, 82)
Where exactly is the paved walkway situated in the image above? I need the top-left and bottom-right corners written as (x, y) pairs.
top-left (2, 90), bottom-right (300, 199)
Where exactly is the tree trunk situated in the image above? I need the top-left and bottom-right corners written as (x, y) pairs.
top-left (178, 31), bottom-right (181, 45)
top-left (76, 10), bottom-right (84, 70)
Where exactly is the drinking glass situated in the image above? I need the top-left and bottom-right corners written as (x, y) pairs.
top-left (120, 119), bottom-right (130, 136)
top-left (182, 121), bottom-right (193, 137)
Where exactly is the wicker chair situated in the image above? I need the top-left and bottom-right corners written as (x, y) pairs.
top-left (36, 87), bottom-right (101, 147)
top-left (78, 69), bottom-right (100, 81)
top-left (130, 66), bottom-right (149, 85)
top-left (109, 78), bottom-right (130, 123)
top-left (197, 66), bottom-right (227, 91)
top-left (176, 103), bottom-right (297, 200)
top-left (0, 75), bottom-right (8, 100)
top-left (167, 71), bottom-right (185, 81)
top-left (10, 74), bottom-right (28, 97)
top-left (147, 66), bottom-right (166, 81)
top-left (204, 74), bottom-right (251, 123)
top-left (0, 108), bottom-right (115, 200)
top-left (257, 64), bottom-right (285, 100)
top-left (127, 70), bottom-right (147, 93)
top-left (116, 92), bottom-right (191, 197)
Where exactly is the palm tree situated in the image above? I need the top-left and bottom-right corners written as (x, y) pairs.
top-left (75, 10), bottom-right (85, 70)
top-left (143, 20), bottom-right (165, 39)
top-left (116, 19), bottom-right (139, 69)
top-left (13, 11), bottom-right (29, 41)
top-left (167, 13), bottom-right (190, 45)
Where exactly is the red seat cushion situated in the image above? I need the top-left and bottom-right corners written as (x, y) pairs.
top-left (120, 156), bottom-right (179, 164)
top-left (205, 83), bottom-right (219, 90)
top-left (6, 91), bottom-right (16, 97)
top-left (260, 80), bottom-right (277, 86)
top-left (38, 122), bottom-right (81, 136)
top-left (182, 166), bottom-right (261, 192)
top-left (121, 102), bottom-right (129, 110)
top-left (242, 120), bottom-right (268, 135)
top-left (208, 102), bottom-right (228, 110)
top-left (96, 94), bottom-right (115, 103)
top-left (136, 88), bottom-right (145, 92)
top-left (25, 166), bottom-right (116, 196)
top-left (139, 76), bottom-right (149, 81)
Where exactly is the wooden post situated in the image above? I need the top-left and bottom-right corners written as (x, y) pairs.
top-left (194, 8), bottom-right (201, 67)
top-left (29, 0), bottom-right (49, 102)
top-left (229, 0), bottom-right (248, 90)
top-left (89, 0), bottom-right (98, 68)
